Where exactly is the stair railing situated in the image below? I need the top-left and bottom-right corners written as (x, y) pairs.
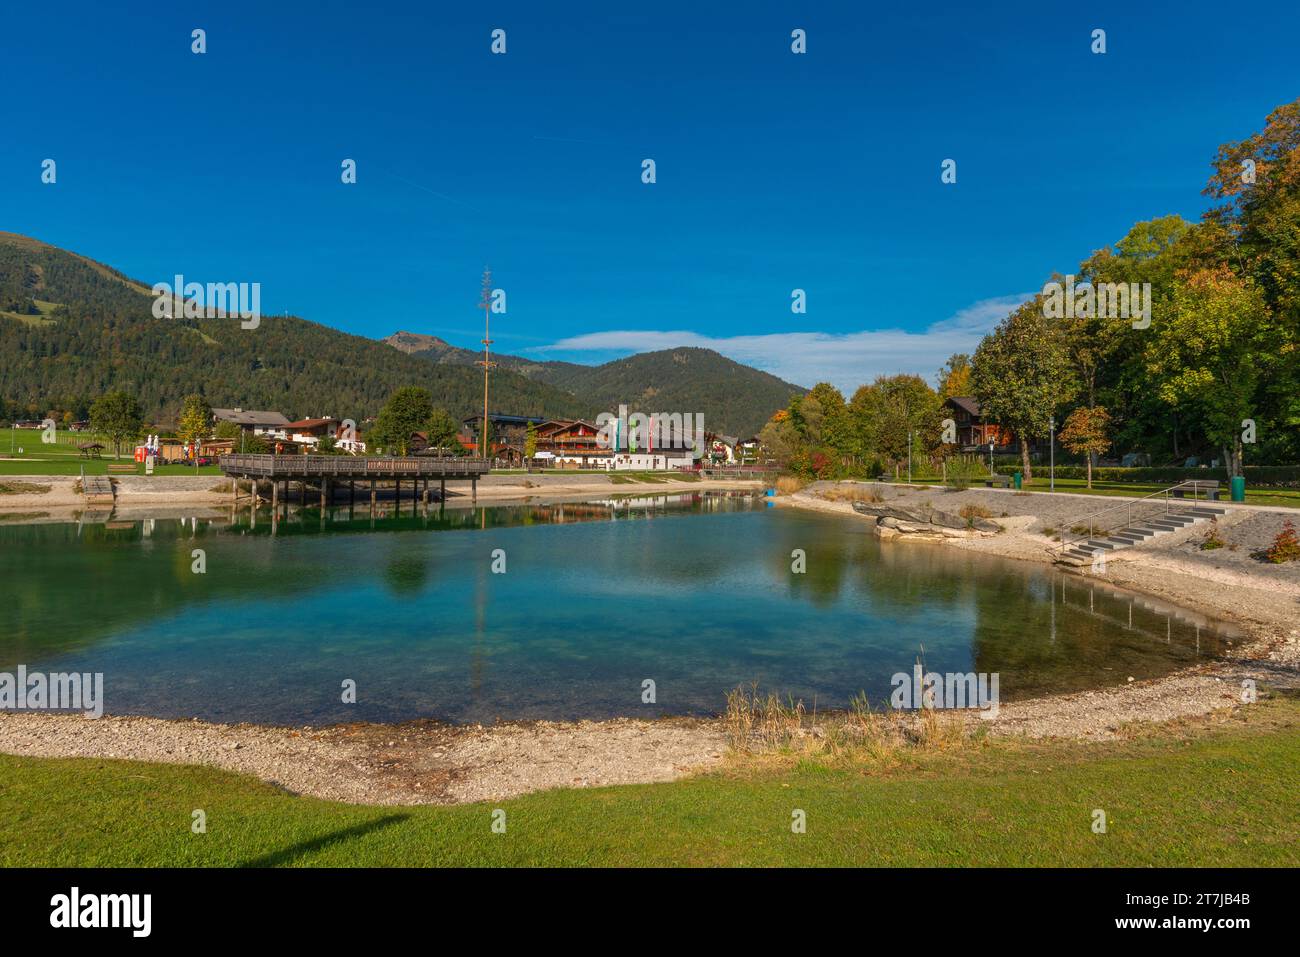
top-left (1053, 481), bottom-right (1204, 558)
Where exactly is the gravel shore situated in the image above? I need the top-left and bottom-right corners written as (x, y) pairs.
top-left (2, 477), bottom-right (1296, 806)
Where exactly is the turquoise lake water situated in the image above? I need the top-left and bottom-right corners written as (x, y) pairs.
top-left (0, 492), bottom-right (1234, 725)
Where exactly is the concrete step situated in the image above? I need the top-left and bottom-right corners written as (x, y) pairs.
top-left (1108, 533), bottom-right (1146, 545)
top-left (1182, 505), bottom-right (1227, 516)
top-left (1116, 527), bottom-right (1157, 538)
top-left (1087, 539), bottom-right (1120, 550)
top-left (1145, 519), bottom-right (1189, 530)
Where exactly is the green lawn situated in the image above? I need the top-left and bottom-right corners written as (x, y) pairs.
top-left (2, 700), bottom-right (1296, 867)
top-left (0, 427), bottom-right (224, 476)
top-left (0, 459), bottom-right (224, 477)
top-left (887, 474), bottom-right (1300, 509)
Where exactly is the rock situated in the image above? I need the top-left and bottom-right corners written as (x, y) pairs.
top-left (852, 501), bottom-right (1000, 534)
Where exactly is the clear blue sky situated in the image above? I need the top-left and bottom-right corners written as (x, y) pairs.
top-left (3, 1), bottom-right (1297, 392)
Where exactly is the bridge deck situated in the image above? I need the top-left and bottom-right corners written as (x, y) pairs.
top-left (218, 454), bottom-right (491, 481)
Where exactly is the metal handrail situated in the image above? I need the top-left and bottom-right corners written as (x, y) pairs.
top-left (1053, 480), bottom-right (1215, 556)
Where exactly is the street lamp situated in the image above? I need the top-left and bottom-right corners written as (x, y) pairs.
top-left (1049, 416), bottom-right (1056, 492)
top-left (988, 440), bottom-right (994, 476)
top-left (907, 430), bottom-right (913, 485)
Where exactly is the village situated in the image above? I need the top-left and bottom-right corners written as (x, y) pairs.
top-left (74, 406), bottom-right (772, 472)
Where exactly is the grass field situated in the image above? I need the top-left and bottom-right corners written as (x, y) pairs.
top-left (0, 427), bottom-right (221, 477)
top-left (885, 474), bottom-right (1300, 509)
top-left (2, 699), bottom-right (1295, 867)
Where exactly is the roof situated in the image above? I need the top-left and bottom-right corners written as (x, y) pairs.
top-left (286, 418), bottom-right (336, 430)
top-left (945, 396), bottom-right (982, 417)
top-left (545, 419), bottom-right (600, 433)
top-left (461, 413), bottom-right (550, 427)
top-left (211, 408), bottom-right (291, 426)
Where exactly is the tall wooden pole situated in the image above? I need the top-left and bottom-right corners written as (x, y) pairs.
top-left (477, 268), bottom-right (496, 460)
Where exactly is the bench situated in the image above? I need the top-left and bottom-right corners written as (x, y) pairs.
top-left (106, 463), bottom-right (137, 474)
top-left (983, 475), bottom-right (1012, 488)
top-left (1171, 479), bottom-right (1220, 501)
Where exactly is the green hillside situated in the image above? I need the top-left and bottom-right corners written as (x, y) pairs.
top-left (385, 333), bottom-right (805, 436)
top-left (0, 234), bottom-right (586, 426)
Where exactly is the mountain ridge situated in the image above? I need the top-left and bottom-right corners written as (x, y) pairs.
top-left (381, 332), bottom-right (805, 436)
top-left (0, 232), bottom-right (803, 435)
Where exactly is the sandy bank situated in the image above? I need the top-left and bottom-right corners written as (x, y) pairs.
top-left (0, 473), bottom-right (764, 523)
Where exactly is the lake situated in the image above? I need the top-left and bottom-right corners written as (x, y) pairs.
top-left (0, 492), bottom-right (1234, 725)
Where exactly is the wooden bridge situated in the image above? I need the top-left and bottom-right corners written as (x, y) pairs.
top-left (218, 453), bottom-right (492, 509)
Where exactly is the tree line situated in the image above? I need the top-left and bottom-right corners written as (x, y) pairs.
top-left (760, 99), bottom-right (1300, 481)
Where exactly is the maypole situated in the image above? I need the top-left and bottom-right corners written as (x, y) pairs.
top-left (477, 269), bottom-right (495, 459)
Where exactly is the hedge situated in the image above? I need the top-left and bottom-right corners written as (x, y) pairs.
top-left (1045, 465), bottom-right (1300, 487)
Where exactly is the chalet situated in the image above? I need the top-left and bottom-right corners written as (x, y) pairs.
top-left (535, 420), bottom-right (610, 469)
top-left (461, 413), bottom-right (548, 447)
top-left (945, 396), bottom-right (1001, 449)
top-left (333, 422), bottom-right (366, 454)
top-left (705, 432), bottom-right (739, 465)
top-left (944, 396), bottom-right (1042, 455)
top-left (211, 408), bottom-right (291, 437)
top-left (286, 417), bottom-right (338, 447)
top-left (736, 437), bottom-right (764, 465)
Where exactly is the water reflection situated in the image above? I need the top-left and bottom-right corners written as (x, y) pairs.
top-left (0, 497), bottom-right (1236, 725)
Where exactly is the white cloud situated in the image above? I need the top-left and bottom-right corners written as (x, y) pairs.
top-left (536, 293), bottom-right (1033, 394)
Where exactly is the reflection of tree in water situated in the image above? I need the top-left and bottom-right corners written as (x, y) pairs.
top-left (853, 542), bottom-right (974, 616)
top-left (382, 552), bottom-right (431, 595)
top-left (967, 570), bottom-right (1221, 699)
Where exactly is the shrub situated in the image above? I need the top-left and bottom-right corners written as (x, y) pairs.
top-left (1199, 521), bottom-right (1225, 550)
top-left (1265, 520), bottom-right (1300, 563)
top-left (944, 455), bottom-right (988, 489)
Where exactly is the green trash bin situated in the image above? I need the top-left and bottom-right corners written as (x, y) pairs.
top-left (1013, 471), bottom-right (1022, 490)
top-left (1231, 475), bottom-right (1245, 502)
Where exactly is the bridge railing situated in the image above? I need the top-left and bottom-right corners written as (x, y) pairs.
top-left (218, 454), bottom-right (490, 477)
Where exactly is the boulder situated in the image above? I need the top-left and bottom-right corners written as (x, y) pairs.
top-left (852, 500), bottom-right (1001, 535)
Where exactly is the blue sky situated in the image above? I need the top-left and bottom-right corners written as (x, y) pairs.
top-left (3, 1), bottom-right (1297, 392)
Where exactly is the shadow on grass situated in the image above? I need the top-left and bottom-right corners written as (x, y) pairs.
top-left (239, 813), bottom-right (411, 867)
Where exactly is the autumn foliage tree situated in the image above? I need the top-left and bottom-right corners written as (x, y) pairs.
top-left (971, 301), bottom-right (1076, 481)
top-left (1058, 406), bottom-right (1111, 488)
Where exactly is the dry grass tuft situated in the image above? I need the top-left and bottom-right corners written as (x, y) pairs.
top-left (0, 481), bottom-right (52, 495)
top-left (821, 484), bottom-right (884, 504)
top-left (724, 683), bottom-right (981, 763)
top-left (775, 475), bottom-right (807, 495)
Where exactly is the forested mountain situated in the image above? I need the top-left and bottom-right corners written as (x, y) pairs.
top-left (384, 332), bottom-right (805, 436)
top-left (0, 233), bottom-right (801, 434)
top-left (0, 234), bottom-right (587, 426)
